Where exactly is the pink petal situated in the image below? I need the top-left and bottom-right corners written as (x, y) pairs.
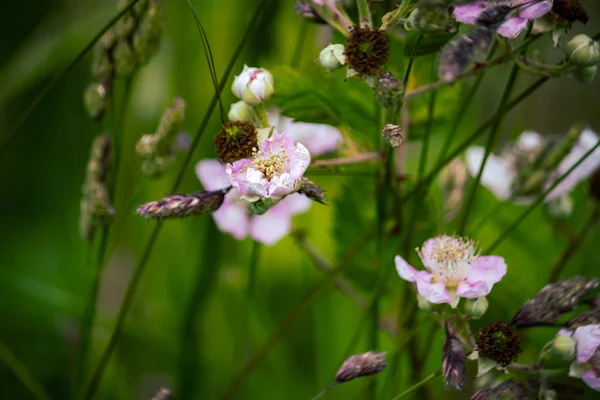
top-left (517, 0), bottom-right (553, 20)
top-left (497, 18), bottom-right (529, 39)
top-left (276, 193), bottom-right (312, 216)
top-left (415, 274), bottom-right (453, 304)
top-left (267, 173), bottom-right (297, 198)
top-left (418, 236), bottom-right (443, 270)
top-left (196, 159), bottom-right (230, 191)
top-left (573, 324), bottom-right (600, 364)
top-left (249, 207), bottom-right (292, 246)
top-left (212, 199), bottom-right (250, 240)
top-left (456, 280), bottom-right (491, 299)
top-left (290, 142), bottom-right (311, 179)
top-left (580, 370), bottom-right (600, 392)
top-left (469, 256), bottom-right (507, 285)
top-left (453, 2), bottom-right (486, 25)
top-left (394, 255), bottom-right (419, 282)
top-left (466, 147), bottom-right (514, 201)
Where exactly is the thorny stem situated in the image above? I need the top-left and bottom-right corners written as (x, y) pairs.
top-left (0, 341), bottom-right (53, 400)
top-left (486, 139), bottom-right (600, 253)
top-left (310, 152), bottom-right (382, 167)
top-left (458, 62), bottom-right (520, 234)
top-left (356, 0), bottom-right (372, 29)
top-left (548, 207), bottom-right (600, 282)
top-left (0, 0), bottom-right (143, 158)
top-left (81, 3), bottom-right (268, 399)
top-left (390, 370), bottom-right (441, 400)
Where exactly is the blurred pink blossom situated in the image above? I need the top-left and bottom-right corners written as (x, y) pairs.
top-left (557, 324), bottom-right (600, 391)
top-left (395, 235), bottom-right (506, 308)
top-left (454, 1), bottom-right (553, 39)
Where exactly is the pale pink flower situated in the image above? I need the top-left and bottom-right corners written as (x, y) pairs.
top-left (557, 324), bottom-right (600, 391)
top-left (226, 130), bottom-right (310, 201)
top-left (231, 65), bottom-right (274, 105)
top-left (394, 235), bottom-right (506, 308)
top-left (454, 1), bottom-right (553, 39)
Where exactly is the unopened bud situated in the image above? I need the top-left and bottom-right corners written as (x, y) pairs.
top-left (546, 194), bottom-right (573, 218)
top-left (137, 189), bottom-right (229, 219)
top-left (443, 322), bottom-right (466, 391)
top-left (319, 44), bottom-right (346, 72)
top-left (113, 40), bottom-right (137, 76)
top-left (589, 168), bottom-right (600, 202)
top-left (382, 124), bottom-right (404, 147)
top-left (408, 3), bottom-right (452, 33)
top-left (552, 335), bottom-right (576, 361)
top-left (566, 34), bottom-right (600, 67)
top-left (84, 83), bottom-right (109, 121)
top-left (512, 276), bottom-right (599, 327)
top-left (335, 351), bottom-right (387, 383)
top-left (466, 297), bottom-right (488, 320)
top-left (228, 101), bottom-right (260, 124)
top-left (231, 65), bottom-right (274, 105)
top-left (294, 1), bottom-right (326, 24)
top-left (297, 177), bottom-right (326, 204)
top-left (572, 65), bottom-right (597, 83)
top-left (375, 72), bottom-right (403, 108)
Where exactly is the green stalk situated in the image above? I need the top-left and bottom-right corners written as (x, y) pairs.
top-left (390, 370), bottom-right (441, 400)
top-left (81, 3), bottom-right (268, 399)
top-left (356, 0), bottom-right (373, 28)
top-left (457, 63), bottom-right (520, 234)
top-left (291, 21), bottom-right (309, 69)
top-left (486, 139), bottom-right (600, 253)
top-left (0, 0), bottom-right (142, 158)
top-left (0, 341), bottom-right (53, 400)
top-left (177, 220), bottom-right (222, 400)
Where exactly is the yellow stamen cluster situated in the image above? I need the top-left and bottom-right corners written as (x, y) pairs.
top-left (251, 147), bottom-right (289, 180)
top-left (417, 235), bottom-right (480, 283)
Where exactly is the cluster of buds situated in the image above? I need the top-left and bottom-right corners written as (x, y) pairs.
top-left (84, 0), bottom-right (163, 120)
top-left (136, 97), bottom-right (187, 177)
top-left (80, 134), bottom-right (115, 241)
top-left (136, 188), bottom-right (229, 219)
top-left (565, 34), bottom-right (600, 83)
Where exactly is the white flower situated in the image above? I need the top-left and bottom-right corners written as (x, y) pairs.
top-left (231, 65), bottom-right (274, 105)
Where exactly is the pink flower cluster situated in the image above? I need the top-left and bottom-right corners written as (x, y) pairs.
top-left (557, 324), bottom-right (600, 391)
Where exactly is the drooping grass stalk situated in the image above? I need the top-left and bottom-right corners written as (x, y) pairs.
top-left (390, 370), bottom-right (441, 400)
top-left (81, 3), bottom-right (268, 399)
top-left (435, 42), bottom-right (498, 166)
top-left (0, 0), bottom-right (142, 158)
top-left (177, 220), bottom-right (222, 400)
top-left (548, 207), bottom-right (600, 282)
top-left (403, 76), bottom-right (549, 203)
top-left (0, 341), bottom-right (53, 400)
top-left (457, 63), bottom-right (520, 234)
top-left (486, 138), bottom-right (600, 253)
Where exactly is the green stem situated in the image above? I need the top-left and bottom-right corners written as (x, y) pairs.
top-left (458, 63), bottom-right (520, 234)
top-left (254, 104), bottom-right (270, 128)
top-left (81, 3), bottom-right (267, 399)
top-left (356, 0), bottom-right (372, 29)
top-left (486, 139), bottom-right (600, 253)
top-left (291, 21), bottom-right (308, 69)
top-left (0, 341), bottom-right (52, 400)
top-left (548, 207), bottom-right (600, 282)
top-left (417, 56), bottom-right (437, 180)
top-left (390, 370), bottom-right (441, 400)
top-left (0, 0), bottom-right (142, 158)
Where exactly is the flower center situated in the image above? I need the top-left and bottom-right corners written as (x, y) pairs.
top-left (422, 236), bottom-right (478, 283)
top-left (252, 148), bottom-right (289, 180)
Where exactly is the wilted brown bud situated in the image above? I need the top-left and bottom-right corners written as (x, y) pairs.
top-left (344, 26), bottom-right (390, 76)
top-left (80, 134), bottom-right (115, 240)
top-left (298, 177), bottom-right (326, 204)
top-left (137, 188), bottom-right (229, 219)
top-left (150, 388), bottom-right (172, 400)
top-left (214, 121), bottom-right (258, 163)
top-left (294, 1), bottom-right (326, 24)
top-left (375, 72), bottom-right (403, 108)
top-left (512, 277), bottom-right (599, 327)
top-left (589, 168), bottom-right (600, 202)
top-left (335, 351), bottom-right (387, 383)
top-left (476, 322), bottom-right (521, 368)
top-left (382, 124), bottom-right (404, 147)
top-left (442, 322), bottom-right (466, 391)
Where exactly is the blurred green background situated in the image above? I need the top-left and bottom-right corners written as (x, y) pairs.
top-left (1, 1), bottom-right (600, 399)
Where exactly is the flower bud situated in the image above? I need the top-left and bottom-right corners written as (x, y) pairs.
top-left (572, 65), bottom-right (597, 83)
top-left (319, 44), bottom-right (346, 72)
top-left (228, 100), bottom-right (260, 124)
top-left (566, 34), bottom-right (600, 67)
top-left (84, 83), bottom-right (109, 121)
top-left (382, 124), bottom-right (404, 147)
top-left (408, 3), bottom-right (452, 33)
top-left (375, 72), bottom-right (403, 109)
top-left (335, 351), bottom-right (387, 383)
top-left (552, 335), bottom-right (576, 361)
top-left (466, 297), bottom-right (488, 320)
top-left (231, 65), bottom-right (274, 105)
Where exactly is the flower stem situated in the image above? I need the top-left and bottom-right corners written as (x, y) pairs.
top-left (458, 63), bottom-right (520, 234)
top-left (81, 3), bottom-right (267, 398)
top-left (548, 207), bottom-right (600, 282)
top-left (254, 104), bottom-right (270, 128)
top-left (486, 139), bottom-right (600, 253)
top-left (356, 0), bottom-right (372, 29)
top-left (0, 340), bottom-right (52, 400)
top-left (390, 370), bottom-right (441, 400)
